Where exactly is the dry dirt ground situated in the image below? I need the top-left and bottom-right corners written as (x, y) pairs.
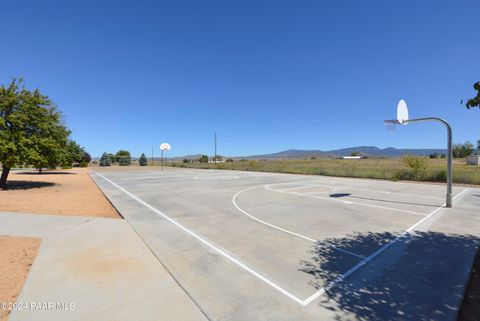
top-left (0, 236), bottom-right (41, 321)
top-left (0, 167), bottom-right (121, 320)
top-left (0, 168), bottom-right (120, 218)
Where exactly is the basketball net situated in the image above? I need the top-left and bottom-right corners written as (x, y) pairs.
top-left (384, 121), bottom-right (398, 132)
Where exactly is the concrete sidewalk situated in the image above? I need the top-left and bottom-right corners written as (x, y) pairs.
top-left (0, 212), bottom-right (208, 321)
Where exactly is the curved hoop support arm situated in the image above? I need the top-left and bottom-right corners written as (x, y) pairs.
top-left (403, 117), bottom-right (453, 207)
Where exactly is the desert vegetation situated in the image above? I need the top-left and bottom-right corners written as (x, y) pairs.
top-left (170, 157), bottom-right (480, 185)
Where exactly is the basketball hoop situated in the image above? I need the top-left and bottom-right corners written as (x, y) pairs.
top-left (160, 143), bottom-right (171, 151)
top-left (383, 98), bottom-right (454, 207)
top-left (384, 119), bottom-right (400, 131)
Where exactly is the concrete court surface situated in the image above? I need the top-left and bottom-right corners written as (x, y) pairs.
top-left (0, 212), bottom-right (208, 321)
top-left (90, 167), bottom-right (480, 321)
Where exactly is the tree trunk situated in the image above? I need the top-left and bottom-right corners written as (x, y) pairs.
top-left (0, 167), bottom-right (11, 189)
top-left (38, 167), bottom-right (42, 174)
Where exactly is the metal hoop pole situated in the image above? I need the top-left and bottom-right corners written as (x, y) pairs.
top-left (404, 117), bottom-right (453, 207)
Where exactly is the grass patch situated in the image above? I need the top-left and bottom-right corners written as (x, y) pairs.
top-left (169, 158), bottom-right (480, 185)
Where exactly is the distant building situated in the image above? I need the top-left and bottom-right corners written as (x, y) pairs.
top-left (341, 156), bottom-right (366, 160)
top-left (467, 155), bottom-right (480, 165)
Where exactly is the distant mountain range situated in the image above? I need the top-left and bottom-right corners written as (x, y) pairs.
top-left (93, 146), bottom-right (449, 161)
top-left (244, 146), bottom-right (448, 159)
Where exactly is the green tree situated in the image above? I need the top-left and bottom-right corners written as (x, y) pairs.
top-left (139, 153), bottom-right (148, 166)
top-left (453, 144), bottom-right (461, 158)
top-left (476, 140), bottom-right (480, 151)
top-left (0, 78), bottom-right (70, 187)
top-left (78, 151), bottom-right (91, 168)
top-left (107, 153), bottom-right (115, 164)
top-left (461, 141), bottom-right (474, 157)
top-left (198, 155), bottom-right (209, 163)
top-left (82, 151), bottom-right (91, 163)
top-left (453, 142), bottom-right (474, 158)
top-left (64, 140), bottom-right (84, 166)
top-left (115, 150), bottom-right (131, 166)
top-left (99, 152), bottom-right (111, 166)
top-left (465, 81), bottom-right (480, 109)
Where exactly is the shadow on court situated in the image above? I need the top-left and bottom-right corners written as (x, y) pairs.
top-left (300, 231), bottom-right (480, 321)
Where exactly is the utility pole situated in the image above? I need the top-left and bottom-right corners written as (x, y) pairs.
top-left (214, 132), bottom-right (217, 165)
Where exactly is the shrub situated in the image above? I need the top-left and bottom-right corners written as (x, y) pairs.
top-left (79, 161), bottom-right (88, 168)
top-left (118, 157), bottom-right (131, 166)
top-left (432, 170), bottom-right (447, 182)
top-left (247, 160), bottom-right (257, 170)
top-left (198, 155), bottom-right (209, 163)
top-left (226, 158), bottom-right (234, 162)
top-left (391, 169), bottom-right (411, 181)
top-left (100, 152), bottom-right (111, 166)
top-left (402, 155), bottom-right (428, 180)
top-left (139, 153), bottom-right (148, 166)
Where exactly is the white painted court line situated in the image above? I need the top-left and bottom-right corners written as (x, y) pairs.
top-left (265, 184), bottom-right (428, 217)
top-left (341, 186), bottom-right (444, 201)
top-left (233, 183), bottom-right (469, 305)
top-left (334, 186), bottom-right (392, 194)
top-left (94, 173), bottom-right (307, 306)
top-left (95, 172), bottom-right (469, 307)
top-left (294, 191), bottom-right (432, 216)
top-left (232, 185), bottom-right (365, 260)
top-left (193, 175), bottom-right (240, 180)
top-left (300, 188), bottom-right (470, 305)
top-left (377, 191), bottom-right (444, 201)
top-left (111, 178), bottom-right (194, 184)
top-left (274, 184), bottom-right (337, 193)
top-left (269, 182), bottom-right (445, 201)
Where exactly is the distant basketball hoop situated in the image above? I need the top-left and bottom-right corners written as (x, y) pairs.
top-left (160, 143), bottom-right (171, 151)
top-left (160, 143), bottom-right (171, 171)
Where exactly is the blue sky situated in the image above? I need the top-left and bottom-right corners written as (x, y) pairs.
top-left (1, 0), bottom-right (479, 157)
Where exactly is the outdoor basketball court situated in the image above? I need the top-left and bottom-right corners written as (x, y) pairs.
top-left (91, 167), bottom-right (480, 321)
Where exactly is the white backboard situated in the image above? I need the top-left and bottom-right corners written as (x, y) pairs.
top-left (397, 100), bottom-right (409, 124)
top-left (160, 143), bottom-right (171, 151)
